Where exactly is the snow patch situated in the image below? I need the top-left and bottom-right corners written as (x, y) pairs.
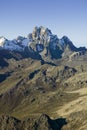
top-left (4, 41), bottom-right (23, 51)
top-left (0, 37), bottom-right (7, 47)
top-left (22, 38), bottom-right (30, 47)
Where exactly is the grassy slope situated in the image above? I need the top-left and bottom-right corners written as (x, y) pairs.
top-left (0, 58), bottom-right (87, 129)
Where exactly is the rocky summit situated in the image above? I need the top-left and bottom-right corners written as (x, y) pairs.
top-left (0, 27), bottom-right (87, 130)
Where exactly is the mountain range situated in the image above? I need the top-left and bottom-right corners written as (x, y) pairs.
top-left (0, 26), bottom-right (86, 62)
top-left (0, 27), bottom-right (87, 130)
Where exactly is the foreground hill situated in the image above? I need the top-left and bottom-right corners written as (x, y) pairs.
top-left (0, 114), bottom-right (67, 130)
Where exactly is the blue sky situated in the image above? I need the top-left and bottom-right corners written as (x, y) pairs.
top-left (0, 0), bottom-right (87, 47)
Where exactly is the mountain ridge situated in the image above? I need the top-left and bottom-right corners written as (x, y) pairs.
top-left (0, 26), bottom-right (87, 65)
top-left (0, 26), bottom-right (86, 53)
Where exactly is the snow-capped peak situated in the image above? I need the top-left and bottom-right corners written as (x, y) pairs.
top-left (0, 37), bottom-right (7, 47)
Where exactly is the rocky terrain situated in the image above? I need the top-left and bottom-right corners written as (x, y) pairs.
top-left (0, 26), bottom-right (87, 130)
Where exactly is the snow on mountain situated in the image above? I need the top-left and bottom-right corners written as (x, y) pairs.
top-left (4, 40), bottom-right (23, 51)
top-left (0, 36), bottom-right (31, 51)
top-left (0, 37), bottom-right (23, 51)
top-left (22, 38), bottom-right (31, 47)
top-left (0, 37), bottom-right (7, 47)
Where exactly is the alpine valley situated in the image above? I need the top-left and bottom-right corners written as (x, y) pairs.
top-left (0, 26), bottom-right (87, 130)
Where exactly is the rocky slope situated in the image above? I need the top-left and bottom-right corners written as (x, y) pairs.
top-left (0, 114), bottom-right (67, 130)
top-left (0, 27), bottom-right (87, 130)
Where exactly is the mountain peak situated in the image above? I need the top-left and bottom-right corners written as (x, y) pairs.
top-left (0, 26), bottom-right (86, 60)
top-left (33, 26), bottom-right (52, 34)
top-left (32, 26), bottom-right (52, 40)
top-left (61, 36), bottom-right (71, 42)
top-left (60, 35), bottom-right (77, 51)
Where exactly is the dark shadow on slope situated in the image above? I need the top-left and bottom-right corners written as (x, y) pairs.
top-left (0, 58), bottom-right (9, 67)
top-left (49, 117), bottom-right (67, 130)
top-left (21, 47), bottom-right (42, 60)
top-left (0, 48), bottom-right (42, 61)
top-left (36, 114), bottom-right (67, 130)
top-left (29, 69), bottom-right (40, 79)
top-left (41, 59), bottom-right (57, 66)
top-left (0, 72), bottom-right (11, 83)
top-left (45, 61), bottom-right (57, 66)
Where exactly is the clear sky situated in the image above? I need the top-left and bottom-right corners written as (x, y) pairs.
top-left (0, 0), bottom-right (87, 47)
